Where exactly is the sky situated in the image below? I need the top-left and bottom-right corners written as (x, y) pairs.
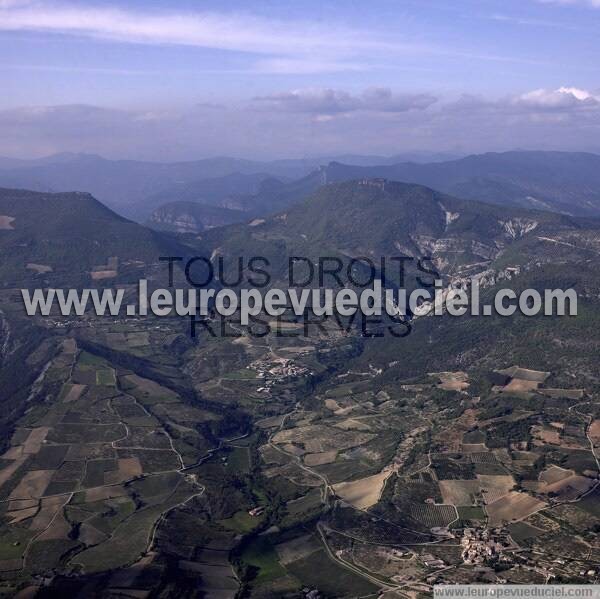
top-left (1, 0), bottom-right (600, 160)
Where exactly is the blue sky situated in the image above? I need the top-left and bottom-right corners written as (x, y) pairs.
top-left (1, 0), bottom-right (600, 159)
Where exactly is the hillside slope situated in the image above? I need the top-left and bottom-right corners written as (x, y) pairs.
top-left (0, 154), bottom-right (306, 218)
top-left (148, 201), bottom-right (247, 233)
top-left (0, 188), bottom-right (190, 287)
top-left (322, 151), bottom-right (600, 216)
top-left (203, 179), bottom-right (590, 288)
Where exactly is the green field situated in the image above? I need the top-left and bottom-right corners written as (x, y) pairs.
top-left (457, 505), bottom-right (487, 521)
top-left (241, 536), bottom-right (287, 584)
top-left (219, 510), bottom-right (264, 534)
top-left (96, 369), bottom-right (116, 386)
top-left (286, 548), bottom-right (378, 597)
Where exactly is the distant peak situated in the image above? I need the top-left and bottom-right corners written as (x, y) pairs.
top-left (38, 152), bottom-right (105, 164)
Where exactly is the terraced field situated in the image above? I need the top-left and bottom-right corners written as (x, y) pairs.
top-left (0, 339), bottom-right (203, 580)
top-left (1, 293), bottom-right (599, 598)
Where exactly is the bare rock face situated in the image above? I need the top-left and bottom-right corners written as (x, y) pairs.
top-left (151, 208), bottom-right (199, 233)
top-left (500, 218), bottom-right (539, 239)
top-left (148, 202), bottom-right (246, 233)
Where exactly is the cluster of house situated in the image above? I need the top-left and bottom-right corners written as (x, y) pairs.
top-left (461, 528), bottom-right (505, 565)
top-left (251, 357), bottom-right (311, 393)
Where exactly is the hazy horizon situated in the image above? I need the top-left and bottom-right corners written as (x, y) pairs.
top-left (5, 147), bottom-right (600, 165)
top-left (3, 0), bottom-right (600, 160)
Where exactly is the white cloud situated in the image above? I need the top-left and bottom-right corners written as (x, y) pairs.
top-left (556, 86), bottom-right (594, 100)
top-left (537, 0), bottom-right (600, 8)
top-left (0, 1), bottom-right (419, 74)
top-left (0, 1), bottom-right (538, 75)
top-left (0, 0), bottom-right (33, 7)
top-left (489, 13), bottom-right (579, 28)
top-left (515, 86), bottom-right (599, 109)
top-left (253, 88), bottom-right (438, 116)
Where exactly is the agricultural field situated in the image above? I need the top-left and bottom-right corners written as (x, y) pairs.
top-left (1, 273), bottom-right (599, 599)
top-left (0, 335), bottom-right (207, 587)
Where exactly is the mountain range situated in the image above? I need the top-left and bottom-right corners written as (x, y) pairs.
top-left (4, 174), bottom-right (599, 291)
top-left (0, 152), bottom-right (453, 218)
top-left (322, 151), bottom-right (600, 216)
top-left (4, 151), bottom-right (600, 226)
top-left (201, 178), bottom-right (599, 289)
top-left (0, 154), bottom-right (306, 219)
